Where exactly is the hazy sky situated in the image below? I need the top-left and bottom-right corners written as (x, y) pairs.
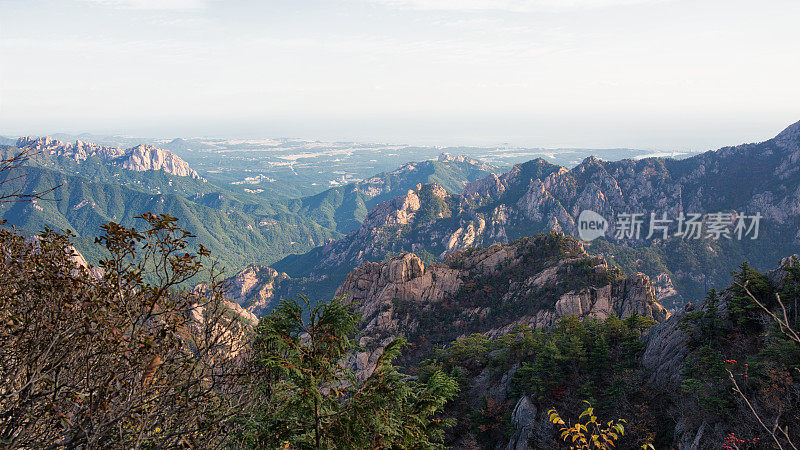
top-left (1, 0), bottom-right (799, 149)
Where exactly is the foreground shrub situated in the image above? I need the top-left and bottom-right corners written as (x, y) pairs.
top-left (0, 215), bottom-right (254, 447)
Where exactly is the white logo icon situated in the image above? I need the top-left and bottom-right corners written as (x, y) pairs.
top-left (577, 210), bottom-right (608, 241)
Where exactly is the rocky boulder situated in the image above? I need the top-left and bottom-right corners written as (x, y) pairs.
top-left (219, 265), bottom-right (290, 317)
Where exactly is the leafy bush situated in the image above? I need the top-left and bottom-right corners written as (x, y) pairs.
top-left (547, 401), bottom-right (643, 450)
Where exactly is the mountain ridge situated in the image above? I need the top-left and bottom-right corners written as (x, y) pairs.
top-left (272, 120), bottom-right (800, 309)
top-left (16, 136), bottom-right (203, 179)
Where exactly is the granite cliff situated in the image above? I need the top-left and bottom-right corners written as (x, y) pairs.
top-left (218, 265), bottom-right (291, 317)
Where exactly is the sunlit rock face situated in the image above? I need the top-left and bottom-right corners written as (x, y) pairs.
top-left (217, 265), bottom-right (291, 317)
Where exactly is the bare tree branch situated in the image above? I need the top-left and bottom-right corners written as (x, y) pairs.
top-left (729, 281), bottom-right (800, 450)
top-left (0, 147), bottom-right (61, 204)
top-left (737, 282), bottom-right (800, 346)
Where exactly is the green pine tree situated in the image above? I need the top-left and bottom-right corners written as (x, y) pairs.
top-left (241, 295), bottom-right (458, 449)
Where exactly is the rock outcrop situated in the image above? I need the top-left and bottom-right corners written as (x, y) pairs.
top-left (219, 265), bottom-right (290, 317)
top-left (121, 144), bottom-right (200, 178)
top-left (336, 253), bottom-right (462, 323)
top-left (506, 396), bottom-right (554, 450)
top-left (438, 152), bottom-right (496, 172)
top-left (336, 233), bottom-right (669, 377)
top-left (641, 304), bottom-right (691, 389)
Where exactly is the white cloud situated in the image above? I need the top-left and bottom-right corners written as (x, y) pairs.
top-left (369, 0), bottom-right (665, 12)
top-left (83, 0), bottom-right (206, 10)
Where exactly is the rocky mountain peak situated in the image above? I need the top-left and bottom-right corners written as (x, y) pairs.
top-left (463, 173), bottom-right (506, 201)
top-left (416, 182), bottom-right (448, 199)
top-left (437, 152), bottom-right (497, 172)
top-left (15, 136), bottom-right (202, 179)
top-left (773, 119), bottom-right (800, 150)
top-left (438, 152), bottom-right (465, 163)
top-left (357, 185), bottom-right (442, 231)
top-left (573, 155), bottom-right (609, 174)
top-left (772, 118), bottom-right (800, 163)
top-left (770, 120), bottom-right (800, 180)
top-left (438, 152), bottom-right (478, 165)
top-left (122, 143), bottom-right (202, 179)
